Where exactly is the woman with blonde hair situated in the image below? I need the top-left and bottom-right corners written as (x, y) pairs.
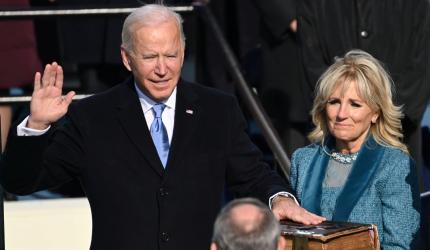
top-left (290, 50), bottom-right (421, 249)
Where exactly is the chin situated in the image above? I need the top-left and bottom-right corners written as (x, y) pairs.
top-left (151, 92), bottom-right (171, 101)
top-left (332, 133), bottom-right (354, 141)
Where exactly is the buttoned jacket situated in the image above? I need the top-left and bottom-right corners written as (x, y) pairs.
top-left (1, 79), bottom-right (290, 250)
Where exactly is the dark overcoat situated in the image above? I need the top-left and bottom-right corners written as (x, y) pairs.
top-left (1, 79), bottom-right (290, 250)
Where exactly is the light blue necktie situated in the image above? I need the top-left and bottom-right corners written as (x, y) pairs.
top-left (150, 103), bottom-right (169, 168)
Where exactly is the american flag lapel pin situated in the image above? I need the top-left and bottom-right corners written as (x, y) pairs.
top-left (186, 109), bottom-right (194, 115)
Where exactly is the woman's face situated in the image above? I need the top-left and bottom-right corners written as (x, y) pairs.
top-left (325, 81), bottom-right (378, 153)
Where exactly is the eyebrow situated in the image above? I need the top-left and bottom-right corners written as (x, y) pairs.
top-left (328, 96), bottom-right (365, 103)
top-left (347, 98), bottom-right (364, 102)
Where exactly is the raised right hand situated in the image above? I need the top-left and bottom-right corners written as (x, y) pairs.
top-left (27, 62), bottom-right (76, 130)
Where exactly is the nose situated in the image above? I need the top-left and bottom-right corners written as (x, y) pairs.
top-left (155, 57), bottom-right (167, 76)
top-left (336, 103), bottom-right (349, 120)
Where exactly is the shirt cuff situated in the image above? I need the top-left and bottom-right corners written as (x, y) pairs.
top-left (17, 116), bottom-right (50, 136)
top-left (269, 191), bottom-right (299, 210)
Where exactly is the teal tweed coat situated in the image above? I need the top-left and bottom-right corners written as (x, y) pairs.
top-left (290, 137), bottom-right (421, 249)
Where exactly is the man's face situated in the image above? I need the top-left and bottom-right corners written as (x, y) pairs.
top-left (121, 20), bottom-right (184, 102)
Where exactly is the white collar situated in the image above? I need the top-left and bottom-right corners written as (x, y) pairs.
top-left (134, 83), bottom-right (177, 113)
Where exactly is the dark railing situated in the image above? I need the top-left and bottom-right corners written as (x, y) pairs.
top-left (195, 5), bottom-right (291, 177)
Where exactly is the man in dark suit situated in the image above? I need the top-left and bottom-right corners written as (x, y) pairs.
top-left (0, 4), bottom-right (324, 250)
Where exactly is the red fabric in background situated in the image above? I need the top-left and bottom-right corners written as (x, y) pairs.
top-left (0, 0), bottom-right (42, 88)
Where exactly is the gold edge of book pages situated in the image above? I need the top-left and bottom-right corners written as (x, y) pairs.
top-left (280, 221), bottom-right (380, 250)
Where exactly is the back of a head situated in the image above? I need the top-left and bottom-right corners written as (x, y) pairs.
top-left (121, 4), bottom-right (185, 52)
top-left (212, 198), bottom-right (280, 250)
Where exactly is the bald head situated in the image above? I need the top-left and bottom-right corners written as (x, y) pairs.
top-left (230, 204), bottom-right (264, 233)
top-left (211, 198), bottom-right (284, 250)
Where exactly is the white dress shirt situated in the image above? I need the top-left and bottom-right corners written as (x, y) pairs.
top-left (135, 84), bottom-right (176, 144)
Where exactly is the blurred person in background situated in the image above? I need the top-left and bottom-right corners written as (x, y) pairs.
top-left (251, 0), bottom-right (311, 157)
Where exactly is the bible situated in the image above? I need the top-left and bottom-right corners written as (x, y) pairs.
top-left (280, 220), bottom-right (379, 250)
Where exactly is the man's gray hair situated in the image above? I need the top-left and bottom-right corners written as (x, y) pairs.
top-left (121, 4), bottom-right (186, 52)
top-left (212, 198), bottom-right (281, 250)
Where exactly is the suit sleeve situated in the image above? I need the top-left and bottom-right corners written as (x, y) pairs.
top-left (0, 105), bottom-right (84, 195)
top-left (224, 97), bottom-right (292, 203)
top-left (379, 155), bottom-right (421, 249)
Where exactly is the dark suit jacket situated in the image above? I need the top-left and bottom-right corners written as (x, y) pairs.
top-left (0, 79), bottom-right (290, 250)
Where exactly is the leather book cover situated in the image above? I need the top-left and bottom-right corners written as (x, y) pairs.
top-left (280, 220), bottom-right (371, 239)
top-left (280, 220), bottom-right (380, 250)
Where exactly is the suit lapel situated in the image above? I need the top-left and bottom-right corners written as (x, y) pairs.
top-left (116, 80), bottom-right (164, 176)
top-left (301, 145), bottom-right (330, 215)
top-left (166, 81), bottom-right (199, 173)
top-left (301, 136), bottom-right (384, 220)
top-left (332, 137), bottom-right (384, 220)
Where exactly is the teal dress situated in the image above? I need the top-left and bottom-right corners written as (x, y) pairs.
top-left (290, 137), bottom-right (421, 249)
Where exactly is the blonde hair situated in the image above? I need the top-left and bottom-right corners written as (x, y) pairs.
top-left (308, 50), bottom-right (408, 153)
